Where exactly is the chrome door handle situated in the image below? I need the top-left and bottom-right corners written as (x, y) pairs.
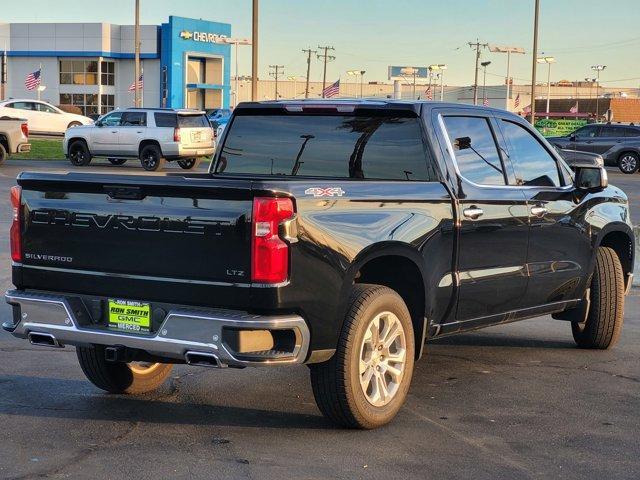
top-left (530, 206), bottom-right (548, 217)
top-left (463, 207), bottom-right (484, 220)
top-left (111, 130), bottom-right (118, 133)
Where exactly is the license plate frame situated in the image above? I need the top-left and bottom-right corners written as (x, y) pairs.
top-left (107, 299), bottom-right (151, 334)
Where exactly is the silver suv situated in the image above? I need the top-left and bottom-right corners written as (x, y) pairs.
top-left (63, 108), bottom-right (215, 171)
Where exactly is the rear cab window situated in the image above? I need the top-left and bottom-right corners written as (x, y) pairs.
top-left (214, 111), bottom-right (435, 181)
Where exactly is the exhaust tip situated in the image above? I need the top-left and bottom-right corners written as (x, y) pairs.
top-left (27, 332), bottom-right (62, 348)
top-left (185, 351), bottom-right (223, 368)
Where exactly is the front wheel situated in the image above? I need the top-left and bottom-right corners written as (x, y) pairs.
top-left (572, 246), bottom-right (625, 349)
top-left (139, 144), bottom-right (165, 171)
top-left (76, 345), bottom-right (174, 394)
top-left (618, 152), bottom-right (639, 174)
top-left (68, 140), bottom-right (92, 166)
top-left (108, 158), bottom-right (127, 166)
top-left (309, 284), bottom-right (415, 429)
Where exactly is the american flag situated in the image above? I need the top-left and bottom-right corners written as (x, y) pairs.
top-left (24, 68), bottom-right (41, 91)
top-left (322, 79), bottom-right (340, 98)
top-left (483, 96), bottom-right (489, 107)
top-left (128, 74), bottom-right (143, 92)
top-left (514, 93), bottom-right (520, 108)
top-left (569, 102), bottom-right (579, 114)
top-left (425, 86), bottom-right (433, 100)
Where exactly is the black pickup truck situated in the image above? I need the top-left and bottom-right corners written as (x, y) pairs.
top-left (4, 100), bottom-right (634, 429)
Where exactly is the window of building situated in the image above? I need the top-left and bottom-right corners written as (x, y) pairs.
top-left (101, 61), bottom-right (115, 86)
top-left (500, 120), bottom-right (561, 187)
top-left (59, 60), bottom-right (98, 85)
top-left (443, 116), bottom-right (505, 185)
top-left (216, 114), bottom-right (433, 181)
top-left (100, 94), bottom-right (115, 115)
top-left (59, 93), bottom-right (98, 116)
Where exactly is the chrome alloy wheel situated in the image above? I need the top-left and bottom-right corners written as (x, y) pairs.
top-left (358, 311), bottom-right (407, 407)
top-left (620, 154), bottom-right (637, 173)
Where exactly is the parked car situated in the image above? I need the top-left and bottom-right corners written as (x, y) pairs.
top-left (63, 108), bottom-right (215, 171)
top-left (547, 123), bottom-right (640, 174)
top-left (555, 146), bottom-right (604, 169)
top-left (5, 101), bottom-right (633, 429)
top-left (0, 99), bottom-right (92, 135)
top-left (0, 116), bottom-right (30, 163)
top-left (207, 108), bottom-right (231, 139)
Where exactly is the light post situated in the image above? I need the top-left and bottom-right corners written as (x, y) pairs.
top-left (251, 0), bottom-right (258, 101)
top-left (400, 67), bottom-right (418, 99)
top-left (591, 64), bottom-right (606, 119)
top-left (537, 56), bottom-right (556, 117)
top-left (347, 70), bottom-right (366, 98)
top-left (219, 38), bottom-right (251, 107)
top-left (428, 64), bottom-right (447, 101)
top-left (287, 76), bottom-right (299, 99)
top-left (530, 0), bottom-right (540, 125)
top-left (481, 61), bottom-right (491, 105)
top-left (489, 45), bottom-right (525, 110)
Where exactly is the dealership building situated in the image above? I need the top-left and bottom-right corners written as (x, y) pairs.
top-left (0, 16), bottom-right (231, 115)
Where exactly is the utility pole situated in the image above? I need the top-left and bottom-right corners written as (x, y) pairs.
top-left (468, 39), bottom-right (488, 105)
top-left (251, 0), bottom-right (259, 101)
top-left (134, 0), bottom-right (141, 107)
top-left (302, 48), bottom-right (316, 98)
top-left (530, 0), bottom-right (540, 125)
top-left (317, 46), bottom-right (335, 97)
top-left (269, 65), bottom-right (284, 100)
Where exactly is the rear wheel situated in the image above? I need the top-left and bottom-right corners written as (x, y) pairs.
top-left (68, 140), bottom-right (92, 166)
top-left (139, 144), bottom-right (164, 171)
top-left (572, 246), bottom-right (625, 349)
top-left (177, 158), bottom-right (197, 169)
top-left (309, 284), bottom-right (415, 429)
top-left (76, 345), bottom-right (173, 394)
top-left (108, 158), bottom-right (127, 166)
top-left (617, 152), bottom-right (639, 174)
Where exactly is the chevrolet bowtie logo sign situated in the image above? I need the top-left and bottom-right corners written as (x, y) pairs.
top-left (179, 30), bottom-right (228, 44)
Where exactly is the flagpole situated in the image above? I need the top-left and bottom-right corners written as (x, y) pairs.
top-left (37, 62), bottom-right (42, 101)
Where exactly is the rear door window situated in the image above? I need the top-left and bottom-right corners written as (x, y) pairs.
top-left (216, 113), bottom-right (433, 180)
top-left (623, 127), bottom-right (640, 137)
top-left (121, 111), bottom-right (147, 126)
top-left (574, 125), bottom-right (599, 138)
top-left (154, 112), bottom-right (178, 127)
top-left (443, 116), bottom-right (506, 185)
top-left (178, 114), bottom-right (210, 128)
top-left (599, 126), bottom-right (622, 137)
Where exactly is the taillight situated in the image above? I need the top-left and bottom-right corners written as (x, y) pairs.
top-left (173, 127), bottom-right (181, 142)
top-left (251, 197), bottom-right (295, 284)
top-left (10, 186), bottom-right (22, 262)
top-left (21, 123), bottom-right (28, 138)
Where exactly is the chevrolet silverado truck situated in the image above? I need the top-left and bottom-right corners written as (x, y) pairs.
top-left (0, 116), bottom-right (31, 164)
top-left (4, 100), bottom-right (634, 429)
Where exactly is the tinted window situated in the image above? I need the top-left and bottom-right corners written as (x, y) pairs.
top-left (154, 112), bottom-right (178, 127)
top-left (574, 125), bottom-right (598, 138)
top-left (500, 120), bottom-right (561, 187)
top-left (443, 116), bottom-right (505, 185)
top-left (36, 103), bottom-right (57, 114)
top-left (599, 126), bottom-right (621, 137)
top-left (8, 102), bottom-right (35, 111)
top-left (178, 114), bottom-right (210, 128)
top-left (624, 127), bottom-right (640, 137)
top-left (121, 111), bottom-right (146, 126)
top-left (100, 112), bottom-right (122, 127)
top-left (216, 114), bottom-right (432, 180)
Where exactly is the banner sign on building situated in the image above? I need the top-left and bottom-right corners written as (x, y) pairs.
top-left (535, 119), bottom-right (588, 137)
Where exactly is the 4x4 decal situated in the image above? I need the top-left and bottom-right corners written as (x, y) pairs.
top-left (304, 187), bottom-right (345, 198)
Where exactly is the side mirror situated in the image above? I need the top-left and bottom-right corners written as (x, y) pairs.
top-left (454, 136), bottom-right (472, 150)
top-left (575, 165), bottom-right (608, 191)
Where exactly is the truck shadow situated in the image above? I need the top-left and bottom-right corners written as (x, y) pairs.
top-left (429, 333), bottom-right (577, 349)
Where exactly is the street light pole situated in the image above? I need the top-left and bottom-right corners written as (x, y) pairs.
top-left (591, 64), bottom-right (606, 120)
top-left (251, 0), bottom-right (258, 101)
top-left (429, 64), bottom-right (447, 101)
top-left (489, 45), bottom-right (525, 110)
top-left (530, 0), bottom-right (540, 125)
top-left (537, 56), bottom-right (556, 118)
top-left (481, 61), bottom-right (491, 104)
top-left (219, 38), bottom-right (251, 107)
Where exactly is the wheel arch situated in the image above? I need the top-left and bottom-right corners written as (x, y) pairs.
top-left (138, 139), bottom-right (163, 157)
top-left (596, 224), bottom-right (634, 288)
top-left (341, 242), bottom-right (428, 360)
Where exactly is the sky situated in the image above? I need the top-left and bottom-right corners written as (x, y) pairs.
top-left (2, 0), bottom-right (640, 88)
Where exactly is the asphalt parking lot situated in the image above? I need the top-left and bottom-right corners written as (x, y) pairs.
top-left (0, 160), bottom-right (639, 480)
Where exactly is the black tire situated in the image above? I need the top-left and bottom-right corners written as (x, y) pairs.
top-left (67, 121), bottom-right (82, 130)
top-left (309, 284), bottom-right (415, 429)
top-left (76, 345), bottom-right (174, 394)
top-left (617, 152), bottom-right (639, 174)
top-left (0, 143), bottom-right (7, 165)
top-left (68, 140), bottom-right (92, 166)
top-left (177, 158), bottom-right (197, 169)
top-left (572, 246), bottom-right (625, 349)
top-left (108, 158), bottom-right (127, 166)
top-left (139, 144), bottom-right (165, 171)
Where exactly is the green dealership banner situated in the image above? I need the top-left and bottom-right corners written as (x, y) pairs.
top-left (535, 119), bottom-right (587, 137)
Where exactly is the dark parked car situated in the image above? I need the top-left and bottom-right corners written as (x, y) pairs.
top-left (548, 123), bottom-right (640, 174)
top-left (555, 147), bottom-right (604, 169)
top-left (4, 101), bottom-right (634, 429)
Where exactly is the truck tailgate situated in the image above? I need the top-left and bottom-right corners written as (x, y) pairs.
top-left (16, 172), bottom-right (253, 304)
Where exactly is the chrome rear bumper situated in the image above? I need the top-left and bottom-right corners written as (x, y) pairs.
top-left (4, 290), bottom-right (310, 368)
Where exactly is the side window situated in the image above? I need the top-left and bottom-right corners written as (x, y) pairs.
top-left (9, 102), bottom-right (34, 111)
top-left (624, 127), bottom-right (640, 137)
top-left (36, 103), bottom-right (58, 114)
top-left (500, 120), bottom-right (561, 187)
top-left (575, 125), bottom-right (598, 138)
top-left (599, 126), bottom-right (620, 137)
top-left (154, 112), bottom-right (178, 127)
top-left (121, 112), bottom-right (147, 126)
top-left (101, 112), bottom-right (123, 127)
top-left (443, 116), bottom-right (505, 185)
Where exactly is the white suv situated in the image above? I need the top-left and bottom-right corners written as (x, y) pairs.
top-left (63, 108), bottom-right (215, 171)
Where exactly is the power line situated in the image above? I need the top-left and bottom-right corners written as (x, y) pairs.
top-left (269, 64), bottom-right (285, 99)
top-left (302, 48), bottom-right (317, 99)
top-left (317, 45), bottom-right (335, 97)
